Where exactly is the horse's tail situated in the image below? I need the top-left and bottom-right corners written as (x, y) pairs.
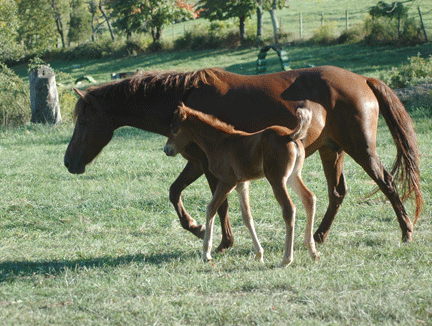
top-left (367, 77), bottom-right (423, 223)
top-left (290, 108), bottom-right (312, 142)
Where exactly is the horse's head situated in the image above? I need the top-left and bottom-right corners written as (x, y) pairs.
top-left (164, 104), bottom-right (192, 157)
top-left (64, 88), bottom-right (115, 174)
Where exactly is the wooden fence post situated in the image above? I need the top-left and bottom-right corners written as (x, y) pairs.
top-left (346, 9), bottom-right (349, 30)
top-left (418, 6), bottom-right (429, 43)
top-left (29, 65), bottom-right (62, 124)
top-left (299, 13), bottom-right (303, 38)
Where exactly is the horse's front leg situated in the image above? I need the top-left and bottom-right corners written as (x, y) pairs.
top-left (169, 161), bottom-right (206, 238)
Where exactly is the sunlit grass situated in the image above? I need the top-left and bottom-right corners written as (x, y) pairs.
top-left (0, 107), bottom-right (431, 324)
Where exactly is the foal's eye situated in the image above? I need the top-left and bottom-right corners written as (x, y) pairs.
top-left (78, 119), bottom-right (86, 126)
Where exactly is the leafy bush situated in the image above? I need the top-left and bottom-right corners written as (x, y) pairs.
top-left (337, 23), bottom-right (366, 44)
top-left (0, 63), bottom-right (30, 127)
top-left (365, 16), bottom-right (423, 45)
top-left (380, 54), bottom-right (432, 88)
top-left (310, 21), bottom-right (338, 44)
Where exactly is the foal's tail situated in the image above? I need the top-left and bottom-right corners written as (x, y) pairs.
top-left (290, 108), bottom-right (312, 142)
top-left (367, 77), bottom-right (423, 223)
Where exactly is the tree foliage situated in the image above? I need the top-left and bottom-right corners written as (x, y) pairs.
top-left (0, 0), bottom-right (21, 61)
top-left (68, 0), bottom-right (92, 44)
top-left (109, 0), bottom-right (192, 42)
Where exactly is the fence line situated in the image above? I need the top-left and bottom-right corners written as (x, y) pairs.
top-left (169, 5), bottom-right (432, 44)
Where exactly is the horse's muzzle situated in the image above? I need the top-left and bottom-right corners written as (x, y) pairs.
top-left (64, 155), bottom-right (85, 174)
top-left (163, 145), bottom-right (176, 157)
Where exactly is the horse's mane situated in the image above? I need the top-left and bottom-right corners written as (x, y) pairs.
top-left (89, 67), bottom-right (223, 99)
top-left (74, 68), bottom-right (225, 119)
top-left (179, 103), bottom-right (239, 135)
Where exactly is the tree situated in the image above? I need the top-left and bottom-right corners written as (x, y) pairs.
top-left (197, 0), bottom-right (256, 44)
top-left (198, 0), bottom-right (288, 45)
top-left (68, 0), bottom-right (92, 44)
top-left (17, 0), bottom-right (58, 53)
top-left (0, 0), bottom-right (21, 61)
top-left (110, 0), bottom-right (191, 42)
top-left (49, 0), bottom-right (70, 48)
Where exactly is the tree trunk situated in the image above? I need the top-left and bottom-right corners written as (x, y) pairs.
top-left (239, 15), bottom-right (246, 44)
top-left (50, 0), bottom-right (66, 48)
top-left (268, 0), bottom-right (279, 45)
top-left (99, 0), bottom-right (115, 41)
top-left (256, 0), bottom-right (263, 45)
top-left (90, 0), bottom-right (97, 41)
top-left (29, 66), bottom-right (62, 124)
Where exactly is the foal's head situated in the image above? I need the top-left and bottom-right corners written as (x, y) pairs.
top-left (164, 104), bottom-right (193, 157)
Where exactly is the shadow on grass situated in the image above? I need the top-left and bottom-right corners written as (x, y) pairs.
top-left (0, 250), bottom-right (195, 283)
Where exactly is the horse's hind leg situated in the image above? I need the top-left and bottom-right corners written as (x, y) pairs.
top-left (235, 182), bottom-right (264, 262)
top-left (353, 151), bottom-right (414, 242)
top-left (314, 147), bottom-right (348, 244)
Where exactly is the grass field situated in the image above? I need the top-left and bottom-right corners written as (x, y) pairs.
top-left (3, 41), bottom-right (432, 324)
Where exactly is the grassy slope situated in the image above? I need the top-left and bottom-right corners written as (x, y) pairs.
top-left (1, 110), bottom-right (431, 324)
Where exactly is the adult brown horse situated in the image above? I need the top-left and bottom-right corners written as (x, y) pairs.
top-left (64, 65), bottom-right (423, 252)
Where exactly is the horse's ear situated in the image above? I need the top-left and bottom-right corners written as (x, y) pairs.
top-left (73, 88), bottom-right (87, 100)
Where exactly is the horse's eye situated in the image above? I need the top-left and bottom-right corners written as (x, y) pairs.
top-left (78, 119), bottom-right (86, 126)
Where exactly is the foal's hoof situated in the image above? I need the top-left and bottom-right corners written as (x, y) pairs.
top-left (255, 252), bottom-right (264, 263)
top-left (279, 259), bottom-right (293, 268)
top-left (401, 233), bottom-right (413, 243)
top-left (203, 255), bottom-right (213, 263)
top-left (312, 252), bottom-right (321, 262)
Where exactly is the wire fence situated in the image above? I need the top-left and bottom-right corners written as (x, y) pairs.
top-left (169, 3), bottom-right (432, 44)
top-left (278, 5), bottom-right (432, 41)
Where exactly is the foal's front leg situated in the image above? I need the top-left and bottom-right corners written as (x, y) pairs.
top-left (235, 182), bottom-right (264, 262)
top-left (204, 181), bottom-right (235, 262)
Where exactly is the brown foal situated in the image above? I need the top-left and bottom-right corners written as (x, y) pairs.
top-left (164, 103), bottom-right (320, 267)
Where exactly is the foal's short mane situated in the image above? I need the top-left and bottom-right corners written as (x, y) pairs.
top-left (179, 104), bottom-right (238, 134)
top-left (74, 68), bottom-right (225, 118)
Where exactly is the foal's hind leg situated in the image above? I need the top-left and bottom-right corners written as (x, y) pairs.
top-left (235, 182), bottom-right (264, 262)
top-left (266, 178), bottom-right (296, 267)
top-left (288, 173), bottom-right (320, 262)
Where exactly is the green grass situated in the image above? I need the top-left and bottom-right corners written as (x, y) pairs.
top-left (4, 31), bottom-right (432, 324)
top-left (1, 104), bottom-right (432, 324)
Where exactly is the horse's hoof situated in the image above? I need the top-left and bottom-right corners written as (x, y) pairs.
top-left (215, 238), bottom-right (234, 253)
top-left (313, 232), bottom-right (327, 244)
top-left (195, 224), bottom-right (206, 239)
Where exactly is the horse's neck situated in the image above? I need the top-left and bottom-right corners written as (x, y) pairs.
top-left (119, 92), bottom-right (181, 136)
top-left (187, 118), bottom-right (232, 155)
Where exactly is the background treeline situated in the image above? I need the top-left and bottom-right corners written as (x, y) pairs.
top-left (1, 0), bottom-right (431, 65)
